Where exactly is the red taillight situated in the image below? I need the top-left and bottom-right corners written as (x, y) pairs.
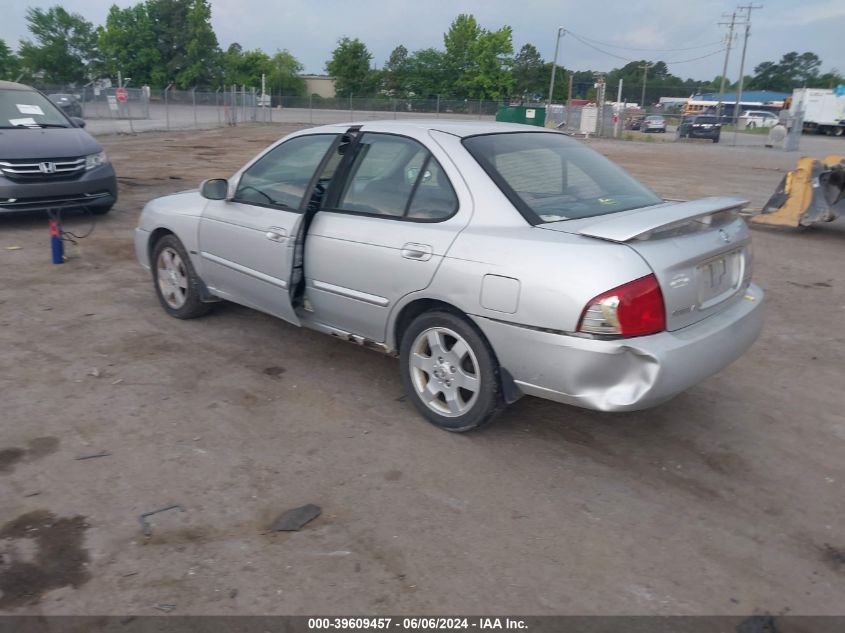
top-left (578, 274), bottom-right (666, 337)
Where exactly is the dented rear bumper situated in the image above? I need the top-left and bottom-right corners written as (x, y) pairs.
top-left (473, 283), bottom-right (764, 412)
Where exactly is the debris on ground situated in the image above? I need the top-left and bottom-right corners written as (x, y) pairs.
top-left (153, 603), bottom-right (176, 613)
top-left (139, 504), bottom-right (186, 537)
top-left (87, 368), bottom-right (101, 378)
top-left (74, 451), bottom-right (112, 461)
top-left (270, 504), bottom-right (322, 531)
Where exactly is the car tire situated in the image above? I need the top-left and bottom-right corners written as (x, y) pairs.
top-left (151, 234), bottom-right (212, 319)
top-left (747, 121), bottom-right (756, 129)
top-left (713, 137), bottom-right (719, 143)
top-left (400, 310), bottom-right (503, 432)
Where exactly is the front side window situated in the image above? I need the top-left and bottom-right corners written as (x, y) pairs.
top-left (234, 134), bottom-right (337, 210)
top-left (463, 132), bottom-right (661, 224)
top-left (335, 133), bottom-right (457, 221)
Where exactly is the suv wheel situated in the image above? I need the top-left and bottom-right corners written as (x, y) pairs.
top-left (400, 311), bottom-right (503, 432)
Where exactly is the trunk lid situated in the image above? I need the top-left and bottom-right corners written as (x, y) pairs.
top-left (538, 197), bottom-right (754, 331)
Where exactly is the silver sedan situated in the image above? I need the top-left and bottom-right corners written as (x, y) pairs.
top-left (135, 121), bottom-right (764, 431)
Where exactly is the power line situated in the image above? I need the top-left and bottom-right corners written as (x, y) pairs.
top-left (566, 30), bottom-right (723, 53)
top-left (565, 30), bottom-right (726, 65)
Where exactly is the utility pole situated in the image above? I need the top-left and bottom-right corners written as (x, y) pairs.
top-left (733, 4), bottom-right (763, 124)
top-left (594, 72), bottom-right (606, 135)
top-left (639, 62), bottom-right (652, 110)
top-left (717, 11), bottom-right (738, 122)
top-left (548, 27), bottom-right (565, 105)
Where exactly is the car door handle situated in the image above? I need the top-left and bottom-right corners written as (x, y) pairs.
top-left (401, 243), bottom-right (433, 261)
top-left (265, 227), bottom-right (287, 242)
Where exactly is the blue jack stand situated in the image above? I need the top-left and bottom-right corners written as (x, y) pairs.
top-left (49, 213), bottom-right (64, 264)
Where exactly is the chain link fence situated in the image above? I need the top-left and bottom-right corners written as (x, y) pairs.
top-left (30, 84), bottom-right (805, 150)
top-left (31, 85), bottom-right (504, 135)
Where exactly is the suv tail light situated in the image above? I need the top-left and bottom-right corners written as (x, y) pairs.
top-left (578, 274), bottom-right (666, 337)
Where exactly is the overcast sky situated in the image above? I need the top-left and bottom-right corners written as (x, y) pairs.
top-left (2, 0), bottom-right (843, 82)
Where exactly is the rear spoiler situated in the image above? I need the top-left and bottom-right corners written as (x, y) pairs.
top-left (577, 197), bottom-right (748, 242)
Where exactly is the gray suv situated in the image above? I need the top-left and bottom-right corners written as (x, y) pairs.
top-left (0, 81), bottom-right (117, 215)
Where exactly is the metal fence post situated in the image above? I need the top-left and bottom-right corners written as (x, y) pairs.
top-left (309, 94), bottom-right (313, 124)
top-left (216, 87), bottom-right (221, 126)
top-left (350, 94), bottom-right (353, 122)
top-left (436, 95), bottom-right (440, 118)
top-left (192, 88), bottom-right (198, 128)
top-left (478, 98), bottom-right (482, 120)
top-left (165, 84), bottom-right (171, 131)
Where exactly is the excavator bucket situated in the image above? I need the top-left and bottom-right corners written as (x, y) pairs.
top-left (752, 155), bottom-right (845, 227)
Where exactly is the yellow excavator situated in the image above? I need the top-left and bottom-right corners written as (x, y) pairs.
top-left (751, 155), bottom-right (845, 227)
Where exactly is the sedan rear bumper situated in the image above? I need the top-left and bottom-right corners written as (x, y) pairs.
top-left (473, 283), bottom-right (764, 412)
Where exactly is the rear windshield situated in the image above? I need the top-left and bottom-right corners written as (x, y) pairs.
top-left (0, 89), bottom-right (69, 128)
top-left (462, 132), bottom-right (662, 223)
top-left (694, 116), bottom-right (718, 124)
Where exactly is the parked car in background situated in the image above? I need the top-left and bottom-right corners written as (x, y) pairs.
top-left (625, 115), bottom-right (645, 130)
top-left (640, 115), bottom-right (667, 133)
top-left (0, 81), bottom-right (117, 215)
top-left (738, 110), bottom-right (778, 129)
top-left (48, 93), bottom-right (83, 118)
top-left (677, 115), bottom-right (722, 142)
top-left (136, 121), bottom-right (763, 432)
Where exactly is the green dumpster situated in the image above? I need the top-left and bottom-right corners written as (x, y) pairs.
top-left (495, 105), bottom-right (546, 126)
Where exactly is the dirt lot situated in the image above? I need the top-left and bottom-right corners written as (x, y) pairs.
top-left (1, 125), bottom-right (844, 615)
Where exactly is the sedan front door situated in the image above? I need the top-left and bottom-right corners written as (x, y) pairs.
top-left (198, 133), bottom-right (338, 323)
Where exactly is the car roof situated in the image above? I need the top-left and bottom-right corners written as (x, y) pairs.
top-left (0, 80), bottom-right (36, 91)
top-left (301, 119), bottom-right (562, 139)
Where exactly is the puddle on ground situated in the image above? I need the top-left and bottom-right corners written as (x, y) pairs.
top-left (0, 510), bottom-right (90, 609)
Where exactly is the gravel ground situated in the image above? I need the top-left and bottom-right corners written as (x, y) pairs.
top-left (1, 124), bottom-right (844, 616)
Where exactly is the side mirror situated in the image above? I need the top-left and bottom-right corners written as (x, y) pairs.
top-left (200, 178), bottom-right (229, 200)
top-left (71, 117), bottom-right (86, 128)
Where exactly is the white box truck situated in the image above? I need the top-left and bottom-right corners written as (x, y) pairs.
top-left (789, 88), bottom-right (845, 136)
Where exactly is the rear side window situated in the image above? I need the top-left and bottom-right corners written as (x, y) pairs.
top-left (336, 133), bottom-right (457, 221)
top-left (234, 134), bottom-right (337, 210)
top-left (463, 132), bottom-right (661, 224)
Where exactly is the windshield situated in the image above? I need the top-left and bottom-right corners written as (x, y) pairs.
top-left (462, 132), bottom-right (662, 224)
top-left (0, 88), bottom-right (69, 128)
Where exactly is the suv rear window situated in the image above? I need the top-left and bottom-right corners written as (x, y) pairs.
top-left (694, 116), bottom-right (718, 124)
top-left (463, 132), bottom-right (661, 224)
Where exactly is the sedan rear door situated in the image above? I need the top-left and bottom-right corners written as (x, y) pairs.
top-left (304, 132), bottom-right (469, 342)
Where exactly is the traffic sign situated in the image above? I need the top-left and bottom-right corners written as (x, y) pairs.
top-left (116, 87), bottom-right (128, 103)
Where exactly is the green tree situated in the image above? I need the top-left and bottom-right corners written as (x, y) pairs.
top-left (268, 50), bottom-right (305, 96)
top-left (143, 0), bottom-right (220, 88)
top-left (814, 69), bottom-right (845, 89)
top-left (98, 3), bottom-right (161, 87)
top-left (0, 39), bottom-right (21, 81)
top-left (383, 45), bottom-right (410, 97)
top-left (748, 51), bottom-right (822, 91)
top-left (537, 62), bottom-right (569, 102)
top-left (468, 27), bottom-right (514, 99)
top-left (405, 48), bottom-right (448, 98)
top-left (443, 14), bottom-right (480, 96)
top-left (326, 37), bottom-right (377, 97)
top-left (179, 0), bottom-right (220, 87)
top-left (512, 43), bottom-right (544, 99)
top-left (18, 6), bottom-right (99, 84)
top-left (223, 46), bottom-right (272, 87)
